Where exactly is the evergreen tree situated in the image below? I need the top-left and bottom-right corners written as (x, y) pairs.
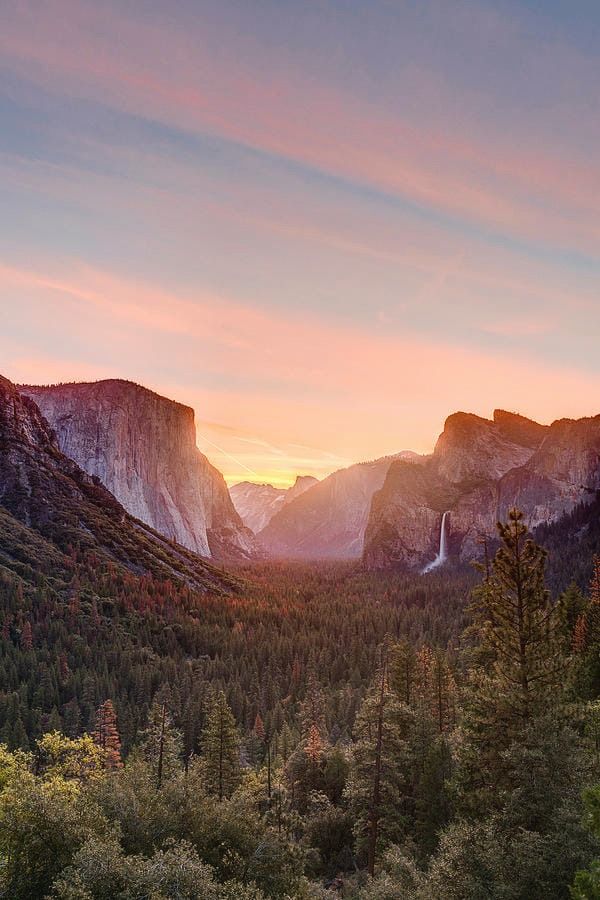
top-left (299, 669), bottom-right (328, 745)
top-left (202, 691), bottom-right (240, 800)
top-left (461, 508), bottom-right (567, 798)
top-left (346, 653), bottom-right (415, 876)
top-left (572, 558), bottom-right (600, 699)
top-left (389, 640), bottom-right (417, 704)
top-left (141, 691), bottom-right (182, 789)
top-left (573, 780), bottom-right (600, 898)
top-left (92, 700), bottom-right (122, 770)
top-left (414, 736), bottom-right (452, 861)
top-left (434, 510), bottom-right (594, 897)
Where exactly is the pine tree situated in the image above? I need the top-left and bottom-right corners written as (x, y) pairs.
top-left (389, 640), bottom-right (417, 704)
top-left (253, 712), bottom-right (266, 742)
top-left (304, 723), bottom-right (324, 763)
top-left (141, 692), bottom-right (182, 789)
top-left (346, 653), bottom-right (415, 876)
top-left (414, 736), bottom-right (453, 860)
top-left (591, 556), bottom-right (600, 605)
top-left (202, 690), bottom-right (240, 800)
top-left (562, 581), bottom-right (588, 638)
top-left (20, 621), bottom-right (32, 651)
top-left (468, 510), bottom-right (565, 727)
top-left (92, 699), bottom-right (122, 770)
top-left (428, 649), bottom-right (457, 734)
top-left (299, 669), bottom-right (327, 745)
top-left (460, 508), bottom-right (568, 802)
top-left (572, 559), bottom-right (600, 699)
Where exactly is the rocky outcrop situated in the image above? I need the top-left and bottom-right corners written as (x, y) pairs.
top-left (364, 409), bottom-right (600, 571)
top-left (434, 412), bottom-right (535, 484)
top-left (229, 475), bottom-right (318, 534)
top-left (0, 374), bottom-right (237, 592)
top-left (497, 416), bottom-right (600, 524)
top-left (258, 452), bottom-right (423, 559)
top-left (20, 380), bottom-right (255, 561)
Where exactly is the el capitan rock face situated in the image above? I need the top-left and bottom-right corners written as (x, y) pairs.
top-left (229, 475), bottom-right (318, 534)
top-left (0, 375), bottom-right (236, 592)
top-left (364, 409), bottom-right (600, 571)
top-left (20, 380), bottom-right (256, 561)
top-left (258, 452), bottom-right (423, 559)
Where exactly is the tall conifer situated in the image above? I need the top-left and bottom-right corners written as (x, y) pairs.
top-left (92, 699), bottom-right (122, 769)
top-left (202, 690), bottom-right (240, 800)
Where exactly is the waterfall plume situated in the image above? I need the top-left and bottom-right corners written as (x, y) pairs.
top-left (422, 511), bottom-right (449, 573)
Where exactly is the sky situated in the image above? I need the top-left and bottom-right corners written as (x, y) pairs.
top-left (1, 0), bottom-right (599, 486)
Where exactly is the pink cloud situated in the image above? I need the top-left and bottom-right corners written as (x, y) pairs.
top-left (2, 260), bottom-right (600, 485)
top-left (2, 1), bottom-right (600, 254)
top-left (1, 143), bottom-right (596, 339)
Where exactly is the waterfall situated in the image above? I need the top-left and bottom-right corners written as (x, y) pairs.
top-left (422, 511), bottom-right (449, 573)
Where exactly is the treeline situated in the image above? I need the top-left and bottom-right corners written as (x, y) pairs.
top-left (0, 553), bottom-right (472, 754)
top-left (536, 490), bottom-right (600, 594)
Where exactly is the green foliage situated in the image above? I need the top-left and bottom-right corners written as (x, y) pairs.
top-left (460, 508), bottom-right (568, 807)
top-left (36, 730), bottom-right (106, 780)
top-left (346, 662), bottom-right (416, 874)
top-left (1, 505), bottom-right (600, 897)
top-left (49, 835), bottom-right (266, 900)
top-left (141, 690), bottom-right (183, 788)
top-left (0, 767), bottom-right (107, 899)
top-left (0, 555), bottom-right (471, 758)
top-left (572, 784), bottom-right (600, 898)
top-left (305, 802), bottom-right (354, 877)
top-left (202, 690), bottom-right (241, 799)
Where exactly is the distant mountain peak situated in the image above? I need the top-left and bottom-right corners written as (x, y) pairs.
top-left (230, 474), bottom-right (319, 534)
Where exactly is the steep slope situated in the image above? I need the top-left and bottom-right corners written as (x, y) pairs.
top-left (20, 380), bottom-right (255, 561)
top-left (0, 375), bottom-right (237, 593)
top-left (433, 411), bottom-right (535, 484)
top-left (230, 475), bottom-right (318, 533)
top-left (535, 491), bottom-right (600, 595)
top-left (364, 409), bottom-right (600, 571)
top-left (498, 415), bottom-right (600, 524)
top-left (258, 453), bottom-right (422, 559)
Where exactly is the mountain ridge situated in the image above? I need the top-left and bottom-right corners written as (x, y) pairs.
top-left (20, 379), bottom-right (256, 562)
top-left (364, 409), bottom-right (600, 571)
top-left (258, 451), bottom-right (423, 559)
top-left (0, 374), bottom-right (237, 593)
top-left (230, 474), bottom-right (319, 533)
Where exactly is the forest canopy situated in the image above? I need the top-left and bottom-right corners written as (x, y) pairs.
top-left (1, 510), bottom-right (600, 897)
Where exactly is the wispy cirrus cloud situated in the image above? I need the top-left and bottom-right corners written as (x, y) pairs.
top-left (2, 258), bottom-right (600, 484)
top-left (2, 0), bottom-right (600, 483)
top-left (2, 0), bottom-right (600, 255)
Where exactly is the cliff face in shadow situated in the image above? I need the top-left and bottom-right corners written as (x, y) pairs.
top-left (364, 410), bottom-right (600, 571)
top-left (258, 453), bottom-right (423, 559)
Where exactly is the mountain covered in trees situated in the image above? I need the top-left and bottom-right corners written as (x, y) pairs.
top-left (0, 374), bottom-right (236, 593)
top-left (21, 380), bottom-right (256, 561)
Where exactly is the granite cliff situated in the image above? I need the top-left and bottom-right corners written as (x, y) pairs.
top-left (258, 452), bottom-right (423, 559)
top-left (0, 375), bottom-right (237, 592)
top-left (20, 380), bottom-right (255, 561)
top-left (364, 409), bottom-right (600, 570)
